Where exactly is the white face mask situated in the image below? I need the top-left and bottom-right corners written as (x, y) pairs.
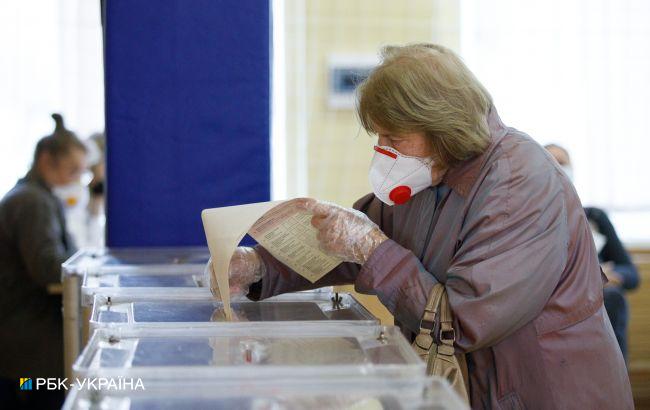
top-left (53, 182), bottom-right (89, 212)
top-left (369, 145), bottom-right (434, 206)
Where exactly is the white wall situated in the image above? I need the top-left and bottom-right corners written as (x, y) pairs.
top-left (0, 0), bottom-right (104, 195)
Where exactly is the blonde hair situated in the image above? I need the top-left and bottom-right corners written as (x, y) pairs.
top-left (357, 43), bottom-right (493, 168)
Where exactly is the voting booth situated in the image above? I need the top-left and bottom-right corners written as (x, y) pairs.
top-left (53, 1), bottom-right (471, 407)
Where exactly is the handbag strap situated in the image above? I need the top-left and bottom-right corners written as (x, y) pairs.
top-left (414, 283), bottom-right (457, 356)
top-left (414, 283), bottom-right (445, 351)
top-left (437, 290), bottom-right (456, 356)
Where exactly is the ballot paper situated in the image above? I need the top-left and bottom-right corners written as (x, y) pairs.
top-left (201, 200), bottom-right (342, 321)
top-left (248, 201), bottom-right (342, 283)
top-left (202, 202), bottom-right (280, 321)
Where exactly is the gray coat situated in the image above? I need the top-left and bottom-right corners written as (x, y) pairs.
top-left (255, 108), bottom-right (633, 409)
top-left (0, 171), bottom-right (75, 378)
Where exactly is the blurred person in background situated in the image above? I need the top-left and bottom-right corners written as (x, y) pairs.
top-left (61, 131), bottom-right (105, 248)
top-left (87, 132), bottom-right (105, 218)
top-left (86, 132), bottom-right (106, 247)
top-left (545, 143), bottom-right (640, 361)
top-left (0, 114), bottom-right (87, 409)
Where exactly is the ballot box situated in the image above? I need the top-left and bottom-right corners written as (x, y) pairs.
top-left (80, 264), bottom-right (210, 306)
top-left (74, 324), bottom-right (424, 382)
top-left (62, 247), bottom-right (211, 272)
top-left (62, 376), bottom-right (468, 410)
top-left (62, 247), bottom-right (210, 380)
top-left (88, 291), bottom-right (378, 333)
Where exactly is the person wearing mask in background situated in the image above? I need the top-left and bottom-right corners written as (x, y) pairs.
top-left (60, 131), bottom-right (106, 248)
top-left (86, 132), bottom-right (106, 247)
top-left (0, 114), bottom-right (87, 409)
top-left (545, 143), bottom-right (640, 361)
top-left (87, 132), bottom-right (105, 218)
top-left (208, 44), bottom-right (633, 408)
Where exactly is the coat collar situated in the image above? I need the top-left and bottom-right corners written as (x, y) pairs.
top-left (21, 170), bottom-right (53, 193)
top-left (442, 106), bottom-right (508, 197)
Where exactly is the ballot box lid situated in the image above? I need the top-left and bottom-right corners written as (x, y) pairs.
top-left (62, 247), bottom-right (210, 277)
top-left (89, 291), bottom-right (378, 330)
top-left (62, 376), bottom-right (467, 410)
top-left (80, 265), bottom-right (209, 306)
top-left (73, 324), bottom-right (424, 381)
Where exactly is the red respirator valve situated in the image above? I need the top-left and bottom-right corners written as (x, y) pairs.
top-left (389, 186), bottom-right (412, 205)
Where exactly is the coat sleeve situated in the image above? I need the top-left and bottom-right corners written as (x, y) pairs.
top-left (15, 193), bottom-right (71, 288)
top-left (445, 157), bottom-right (570, 352)
top-left (354, 239), bottom-right (439, 332)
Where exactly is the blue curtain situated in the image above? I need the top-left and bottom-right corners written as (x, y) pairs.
top-left (103, 0), bottom-right (271, 246)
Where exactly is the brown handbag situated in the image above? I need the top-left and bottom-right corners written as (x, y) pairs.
top-left (413, 283), bottom-right (470, 404)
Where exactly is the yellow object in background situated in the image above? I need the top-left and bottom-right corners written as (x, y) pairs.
top-left (334, 285), bottom-right (394, 326)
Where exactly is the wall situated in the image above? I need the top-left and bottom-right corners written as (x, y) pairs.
top-left (628, 250), bottom-right (650, 408)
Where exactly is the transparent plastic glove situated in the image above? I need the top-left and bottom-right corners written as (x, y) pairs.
top-left (203, 247), bottom-right (265, 300)
top-left (294, 198), bottom-right (388, 265)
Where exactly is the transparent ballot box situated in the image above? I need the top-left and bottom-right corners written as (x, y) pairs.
top-left (62, 247), bottom-right (210, 380)
top-left (89, 292), bottom-right (377, 331)
top-left (74, 324), bottom-right (424, 382)
top-left (80, 264), bottom-right (210, 306)
top-left (62, 377), bottom-right (468, 410)
top-left (62, 247), bottom-right (211, 277)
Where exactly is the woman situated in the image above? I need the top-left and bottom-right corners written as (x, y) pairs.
top-left (216, 44), bottom-right (633, 408)
top-left (0, 114), bottom-right (87, 408)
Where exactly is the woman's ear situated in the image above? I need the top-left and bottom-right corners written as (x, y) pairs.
top-left (431, 162), bottom-right (448, 186)
top-left (40, 151), bottom-right (56, 169)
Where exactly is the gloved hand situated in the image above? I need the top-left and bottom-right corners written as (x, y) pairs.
top-left (204, 246), bottom-right (265, 300)
top-left (295, 198), bottom-right (388, 265)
